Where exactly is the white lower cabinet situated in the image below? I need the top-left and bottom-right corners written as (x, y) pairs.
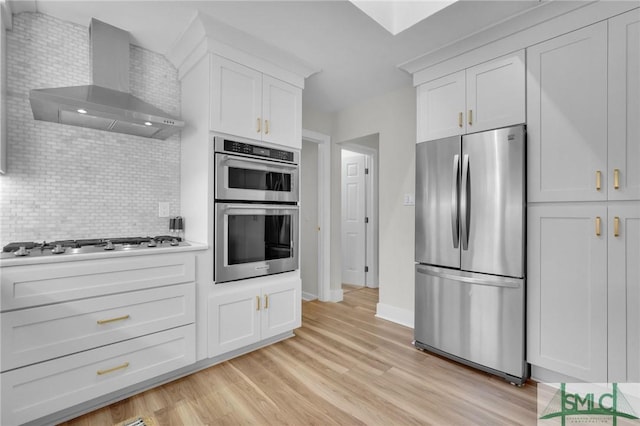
top-left (608, 202), bottom-right (640, 382)
top-left (528, 202), bottom-right (640, 382)
top-left (527, 204), bottom-right (608, 382)
top-left (208, 275), bottom-right (301, 357)
top-left (0, 252), bottom-right (198, 426)
top-left (1, 325), bottom-right (195, 426)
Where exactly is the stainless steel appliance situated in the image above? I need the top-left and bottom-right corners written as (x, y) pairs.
top-left (414, 124), bottom-right (528, 385)
top-left (29, 19), bottom-right (184, 140)
top-left (213, 136), bottom-right (299, 283)
top-left (1, 236), bottom-right (188, 259)
top-left (214, 136), bottom-right (299, 203)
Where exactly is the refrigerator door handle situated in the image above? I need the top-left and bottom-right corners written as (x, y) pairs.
top-left (416, 267), bottom-right (522, 289)
top-left (451, 154), bottom-right (460, 248)
top-left (460, 154), bottom-right (470, 250)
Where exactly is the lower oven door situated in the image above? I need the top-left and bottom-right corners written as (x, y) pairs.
top-left (215, 203), bottom-right (299, 283)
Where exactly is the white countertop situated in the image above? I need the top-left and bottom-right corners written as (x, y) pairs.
top-left (0, 241), bottom-right (209, 267)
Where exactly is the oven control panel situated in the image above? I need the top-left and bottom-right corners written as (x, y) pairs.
top-left (223, 139), bottom-right (294, 163)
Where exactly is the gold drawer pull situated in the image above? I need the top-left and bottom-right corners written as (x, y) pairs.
top-left (265, 119), bottom-right (270, 135)
top-left (256, 117), bottom-right (261, 133)
top-left (596, 170), bottom-right (602, 191)
top-left (97, 314), bottom-right (130, 325)
top-left (97, 362), bottom-right (130, 376)
top-left (264, 294), bottom-right (269, 309)
top-left (614, 168), bottom-right (620, 190)
top-left (468, 109), bottom-right (473, 126)
top-left (458, 112), bottom-right (463, 128)
top-left (595, 216), bottom-right (601, 236)
top-left (256, 295), bottom-right (261, 311)
top-left (614, 216), bottom-right (620, 237)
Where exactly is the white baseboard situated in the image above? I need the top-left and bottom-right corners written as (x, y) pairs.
top-left (530, 365), bottom-right (581, 383)
top-left (375, 303), bottom-right (414, 329)
top-left (301, 291), bottom-right (318, 301)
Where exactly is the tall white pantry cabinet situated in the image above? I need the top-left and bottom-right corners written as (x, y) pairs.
top-left (527, 9), bottom-right (640, 382)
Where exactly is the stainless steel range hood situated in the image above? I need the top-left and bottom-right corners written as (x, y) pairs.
top-left (29, 19), bottom-right (184, 140)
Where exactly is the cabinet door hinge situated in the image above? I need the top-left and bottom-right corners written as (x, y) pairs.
top-left (365, 168), bottom-right (369, 174)
top-left (365, 217), bottom-right (369, 224)
top-left (365, 266), bottom-right (369, 273)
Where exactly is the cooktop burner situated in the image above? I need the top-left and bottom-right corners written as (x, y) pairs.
top-left (2, 235), bottom-right (187, 258)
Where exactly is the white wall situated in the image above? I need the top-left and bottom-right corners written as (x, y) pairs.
top-left (300, 139), bottom-right (319, 299)
top-left (332, 85), bottom-right (416, 325)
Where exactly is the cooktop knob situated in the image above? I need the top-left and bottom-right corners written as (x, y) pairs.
top-left (14, 246), bottom-right (28, 257)
top-left (104, 240), bottom-right (115, 251)
top-left (170, 238), bottom-right (179, 246)
top-left (147, 239), bottom-right (157, 247)
top-left (51, 244), bottom-right (66, 254)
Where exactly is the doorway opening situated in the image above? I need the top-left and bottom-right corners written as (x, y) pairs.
top-left (340, 134), bottom-right (379, 294)
top-left (300, 129), bottom-right (331, 302)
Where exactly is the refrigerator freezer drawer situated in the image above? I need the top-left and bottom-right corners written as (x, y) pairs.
top-left (414, 265), bottom-right (526, 381)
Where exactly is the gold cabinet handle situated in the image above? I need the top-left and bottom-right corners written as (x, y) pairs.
top-left (97, 314), bottom-right (130, 325)
top-left (596, 170), bottom-right (602, 191)
top-left (256, 295), bottom-right (261, 311)
top-left (97, 362), bottom-right (129, 376)
top-left (264, 294), bottom-right (269, 309)
top-left (458, 112), bottom-right (463, 128)
top-left (468, 109), bottom-right (473, 126)
top-left (614, 168), bottom-right (620, 190)
top-left (595, 216), bottom-right (601, 236)
top-left (614, 216), bottom-right (620, 237)
top-left (256, 118), bottom-right (262, 133)
top-left (265, 120), bottom-right (270, 135)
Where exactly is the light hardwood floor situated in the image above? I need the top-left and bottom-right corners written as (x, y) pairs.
top-left (61, 287), bottom-right (538, 425)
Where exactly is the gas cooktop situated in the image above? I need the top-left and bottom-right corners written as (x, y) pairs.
top-left (1, 235), bottom-right (188, 258)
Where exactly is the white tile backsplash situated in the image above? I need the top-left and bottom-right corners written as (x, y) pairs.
top-left (0, 13), bottom-right (181, 245)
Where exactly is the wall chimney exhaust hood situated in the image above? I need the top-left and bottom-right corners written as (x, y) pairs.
top-left (29, 19), bottom-right (184, 140)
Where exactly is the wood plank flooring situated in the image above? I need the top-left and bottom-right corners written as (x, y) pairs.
top-left (60, 287), bottom-right (538, 426)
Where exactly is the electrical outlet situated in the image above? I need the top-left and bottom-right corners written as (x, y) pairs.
top-left (158, 202), bottom-right (170, 218)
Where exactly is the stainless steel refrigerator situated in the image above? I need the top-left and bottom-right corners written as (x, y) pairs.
top-left (414, 124), bottom-right (528, 385)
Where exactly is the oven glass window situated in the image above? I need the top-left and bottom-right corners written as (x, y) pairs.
top-left (228, 168), bottom-right (292, 192)
top-left (228, 214), bottom-right (292, 265)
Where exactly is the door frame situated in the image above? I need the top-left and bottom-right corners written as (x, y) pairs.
top-left (340, 142), bottom-right (379, 289)
top-left (301, 129), bottom-right (331, 301)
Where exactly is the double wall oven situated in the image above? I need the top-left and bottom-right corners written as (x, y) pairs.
top-left (213, 136), bottom-right (299, 283)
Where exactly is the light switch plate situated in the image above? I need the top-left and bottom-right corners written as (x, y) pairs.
top-left (403, 194), bottom-right (415, 206)
top-left (158, 202), bottom-right (170, 217)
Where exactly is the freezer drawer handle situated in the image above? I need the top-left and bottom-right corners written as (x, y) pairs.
top-left (416, 267), bottom-right (521, 289)
top-left (451, 154), bottom-right (460, 248)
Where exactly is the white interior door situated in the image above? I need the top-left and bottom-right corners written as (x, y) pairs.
top-left (341, 150), bottom-right (366, 286)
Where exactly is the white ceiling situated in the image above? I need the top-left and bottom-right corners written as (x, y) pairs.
top-left (10, 0), bottom-right (543, 113)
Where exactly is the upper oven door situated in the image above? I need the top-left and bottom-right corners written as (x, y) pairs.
top-left (215, 153), bottom-right (299, 202)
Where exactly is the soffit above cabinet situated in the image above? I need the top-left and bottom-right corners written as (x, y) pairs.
top-left (167, 12), bottom-right (318, 88)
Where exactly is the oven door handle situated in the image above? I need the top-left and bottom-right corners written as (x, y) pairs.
top-left (222, 204), bottom-right (299, 211)
top-left (220, 155), bottom-right (298, 171)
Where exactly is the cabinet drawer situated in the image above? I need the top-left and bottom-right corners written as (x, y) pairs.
top-left (1, 325), bottom-right (195, 426)
top-left (1, 253), bottom-right (195, 311)
top-left (1, 283), bottom-right (195, 371)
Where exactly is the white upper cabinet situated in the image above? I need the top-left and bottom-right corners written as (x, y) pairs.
top-left (262, 75), bottom-right (302, 147)
top-left (417, 70), bottom-right (465, 142)
top-left (466, 50), bottom-right (525, 134)
top-left (210, 55), bottom-right (302, 149)
top-left (608, 9), bottom-right (640, 201)
top-left (210, 56), bottom-right (262, 142)
top-left (416, 50), bottom-right (525, 142)
top-left (527, 22), bottom-right (608, 202)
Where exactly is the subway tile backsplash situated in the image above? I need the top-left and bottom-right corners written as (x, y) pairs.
top-left (0, 13), bottom-right (181, 245)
